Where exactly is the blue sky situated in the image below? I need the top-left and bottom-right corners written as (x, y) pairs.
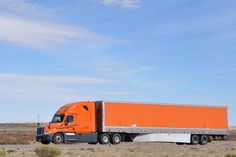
top-left (0, 0), bottom-right (235, 124)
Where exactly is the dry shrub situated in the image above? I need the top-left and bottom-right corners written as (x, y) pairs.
top-left (16, 136), bottom-right (30, 144)
top-left (7, 149), bottom-right (16, 154)
top-left (226, 153), bottom-right (236, 157)
top-left (0, 134), bottom-right (30, 145)
top-left (1, 136), bottom-right (17, 144)
top-left (0, 148), bottom-right (7, 157)
top-left (35, 145), bottom-right (61, 157)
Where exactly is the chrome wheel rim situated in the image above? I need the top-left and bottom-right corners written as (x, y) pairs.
top-left (103, 136), bottom-right (109, 143)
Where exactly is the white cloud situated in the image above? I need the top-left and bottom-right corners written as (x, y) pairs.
top-left (101, 0), bottom-right (139, 8)
top-left (0, 1), bottom-right (120, 49)
top-left (0, 15), bottom-right (112, 49)
top-left (0, 72), bottom-right (120, 85)
top-left (0, 72), bottom-right (135, 122)
top-left (0, 72), bottom-right (121, 103)
top-left (0, 0), bottom-right (51, 18)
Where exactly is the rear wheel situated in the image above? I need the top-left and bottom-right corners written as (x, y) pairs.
top-left (111, 134), bottom-right (122, 145)
top-left (99, 133), bottom-right (110, 145)
top-left (53, 133), bottom-right (64, 144)
top-left (199, 135), bottom-right (208, 145)
top-left (191, 135), bottom-right (199, 145)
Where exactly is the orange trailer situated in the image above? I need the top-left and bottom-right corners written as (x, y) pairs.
top-left (36, 101), bottom-right (228, 145)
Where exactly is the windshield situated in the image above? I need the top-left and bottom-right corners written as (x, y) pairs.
top-left (51, 115), bottom-right (65, 123)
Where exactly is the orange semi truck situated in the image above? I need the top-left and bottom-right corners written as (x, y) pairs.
top-left (36, 101), bottom-right (228, 145)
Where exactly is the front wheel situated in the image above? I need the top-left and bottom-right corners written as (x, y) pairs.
top-left (53, 133), bottom-right (64, 144)
top-left (41, 140), bottom-right (50, 145)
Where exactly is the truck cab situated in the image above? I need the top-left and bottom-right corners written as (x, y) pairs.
top-left (36, 101), bottom-right (97, 144)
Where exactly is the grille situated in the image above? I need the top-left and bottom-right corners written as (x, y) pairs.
top-left (37, 127), bottom-right (44, 135)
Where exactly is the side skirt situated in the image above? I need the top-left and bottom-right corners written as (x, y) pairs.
top-left (134, 133), bottom-right (191, 143)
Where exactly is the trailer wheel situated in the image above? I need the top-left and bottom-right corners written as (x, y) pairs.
top-left (111, 134), bottom-right (122, 145)
top-left (199, 135), bottom-right (208, 145)
top-left (53, 133), bottom-right (64, 144)
top-left (191, 135), bottom-right (199, 145)
top-left (99, 133), bottom-right (110, 144)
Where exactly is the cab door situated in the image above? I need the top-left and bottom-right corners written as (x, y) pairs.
top-left (64, 114), bottom-right (77, 133)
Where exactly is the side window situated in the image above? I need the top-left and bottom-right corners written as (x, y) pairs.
top-left (66, 115), bottom-right (73, 123)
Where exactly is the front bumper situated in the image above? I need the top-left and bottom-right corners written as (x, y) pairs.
top-left (36, 134), bottom-right (53, 142)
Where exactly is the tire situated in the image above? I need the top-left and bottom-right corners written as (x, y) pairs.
top-left (41, 140), bottom-right (50, 145)
top-left (88, 142), bottom-right (98, 145)
top-left (125, 135), bottom-right (135, 142)
top-left (53, 133), bottom-right (64, 144)
top-left (99, 133), bottom-right (110, 145)
top-left (176, 142), bottom-right (184, 145)
top-left (191, 135), bottom-right (199, 145)
top-left (111, 134), bottom-right (122, 145)
top-left (199, 135), bottom-right (208, 145)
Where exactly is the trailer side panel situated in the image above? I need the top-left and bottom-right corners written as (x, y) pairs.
top-left (103, 101), bottom-right (227, 134)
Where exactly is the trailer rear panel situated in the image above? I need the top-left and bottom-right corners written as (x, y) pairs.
top-left (102, 101), bottom-right (227, 135)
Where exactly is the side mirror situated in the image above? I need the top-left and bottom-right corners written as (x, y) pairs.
top-left (64, 120), bottom-right (68, 126)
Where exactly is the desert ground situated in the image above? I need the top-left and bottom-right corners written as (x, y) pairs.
top-left (0, 123), bottom-right (236, 157)
top-left (1, 141), bottom-right (236, 157)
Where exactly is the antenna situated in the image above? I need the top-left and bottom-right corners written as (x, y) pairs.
top-left (37, 114), bottom-right (40, 126)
